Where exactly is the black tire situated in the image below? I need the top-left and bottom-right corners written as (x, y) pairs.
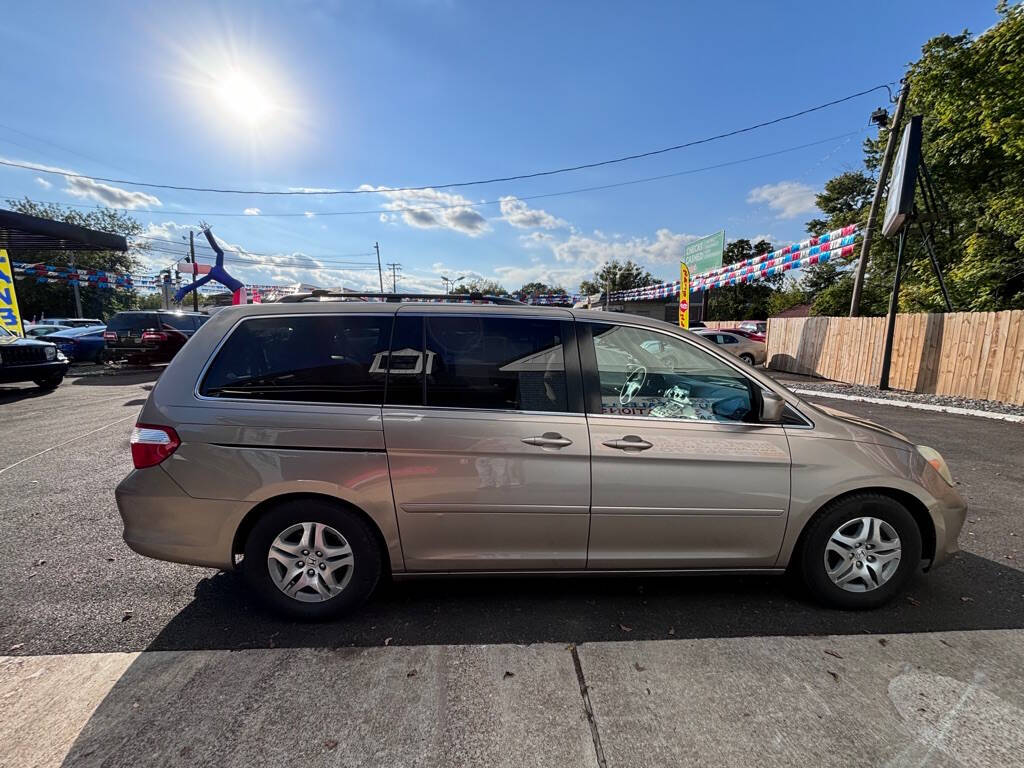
top-left (33, 373), bottom-right (64, 390)
top-left (242, 498), bottom-right (382, 620)
top-left (799, 493), bottom-right (922, 609)
top-left (739, 353), bottom-right (756, 366)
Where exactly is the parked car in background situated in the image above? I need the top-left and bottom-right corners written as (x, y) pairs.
top-left (694, 329), bottom-right (766, 366)
top-left (103, 310), bottom-right (208, 364)
top-left (117, 299), bottom-right (964, 619)
top-left (0, 326), bottom-right (69, 389)
top-left (39, 317), bottom-right (103, 328)
top-left (40, 326), bottom-right (107, 363)
top-left (739, 320), bottom-right (768, 337)
top-left (24, 323), bottom-right (71, 338)
top-left (721, 326), bottom-right (765, 343)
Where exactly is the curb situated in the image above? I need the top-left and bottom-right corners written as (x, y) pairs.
top-left (791, 388), bottom-right (1024, 424)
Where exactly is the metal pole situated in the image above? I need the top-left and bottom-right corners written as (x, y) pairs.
top-left (189, 231), bottom-right (199, 312)
top-left (374, 242), bottom-right (384, 294)
top-left (878, 227), bottom-right (908, 390)
top-left (69, 253), bottom-right (83, 318)
top-left (850, 80), bottom-right (910, 317)
top-left (916, 220), bottom-right (953, 312)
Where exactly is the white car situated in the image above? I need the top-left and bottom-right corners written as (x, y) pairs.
top-left (694, 329), bottom-right (766, 366)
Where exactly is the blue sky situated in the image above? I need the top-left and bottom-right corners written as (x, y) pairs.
top-left (0, 0), bottom-right (1001, 294)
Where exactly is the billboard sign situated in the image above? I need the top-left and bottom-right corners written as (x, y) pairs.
top-left (683, 231), bottom-right (725, 276)
top-left (882, 115), bottom-right (923, 238)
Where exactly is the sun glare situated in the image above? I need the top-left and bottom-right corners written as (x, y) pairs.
top-left (215, 69), bottom-right (276, 126)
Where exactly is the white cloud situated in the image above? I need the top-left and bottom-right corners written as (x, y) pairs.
top-left (361, 185), bottom-right (490, 237)
top-left (287, 186), bottom-right (340, 193)
top-left (498, 196), bottom-right (567, 229)
top-left (243, 207), bottom-right (261, 216)
top-left (304, 211), bottom-right (316, 218)
top-left (746, 181), bottom-right (818, 219)
top-left (34, 177), bottom-right (52, 189)
top-left (0, 156), bottom-right (163, 210)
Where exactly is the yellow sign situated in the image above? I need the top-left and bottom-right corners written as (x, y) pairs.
top-left (0, 249), bottom-right (25, 336)
top-left (678, 262), bottom-right (690, 329)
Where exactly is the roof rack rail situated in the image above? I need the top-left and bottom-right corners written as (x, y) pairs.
top-left (275, 291), bottom-right (525, 305)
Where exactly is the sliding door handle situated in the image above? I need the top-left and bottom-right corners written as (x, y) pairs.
top-left (602, 435), bottom-right (653, 451)
top-left (522, 432), bottom-right (573, 448)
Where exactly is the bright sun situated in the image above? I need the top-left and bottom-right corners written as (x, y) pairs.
top-left (215, 70), bottom-right (275, 126)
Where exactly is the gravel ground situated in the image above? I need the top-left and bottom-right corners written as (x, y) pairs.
top-left (769, 370), bottom-right (1024, 417)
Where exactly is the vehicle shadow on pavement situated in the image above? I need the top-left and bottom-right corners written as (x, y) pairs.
top-left (70, 370), bottom-right (161, 386)
top-left (0, 385), bottom-right (57, 404)
top-left (142, 551), bottom-right (1024, 652)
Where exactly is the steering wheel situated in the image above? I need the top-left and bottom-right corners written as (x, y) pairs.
top-left (619, 364), bottom-right (648, 405)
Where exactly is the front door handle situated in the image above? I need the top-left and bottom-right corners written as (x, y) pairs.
top-left (522, 432), bottom-right (573, 448)
top-left (602, 435), bottom-right (653, 451)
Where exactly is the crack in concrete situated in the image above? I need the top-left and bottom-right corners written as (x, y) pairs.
top-left (570, 645), bottom-right (608, 768)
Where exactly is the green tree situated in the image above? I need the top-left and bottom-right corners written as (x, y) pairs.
top-left (704, 239), bottom-right (782, 320)
top-left (451, 279), bottom-right (508, 296)
top-left (579, 259), bottom-right (655, 296)
top-left (4, 198), bottom-right (147, 321)
top-left (516, 281), bottom-right (566, 296)
top-left (808, 4), bottom-right (1024, 313)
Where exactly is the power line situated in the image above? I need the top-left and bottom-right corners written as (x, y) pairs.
top-left (4, 129), bottom-right (867, 222)
top-left (0, 85), bottom-right (892, 196)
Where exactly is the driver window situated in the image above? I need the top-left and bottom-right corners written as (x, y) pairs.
top-left (589, 323), bottom-right (754, 423)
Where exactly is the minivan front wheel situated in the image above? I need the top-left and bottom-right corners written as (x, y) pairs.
top-left (799, 493), bottom-right (922, 610)
top-left (242, 499), bottom-right (382, 620)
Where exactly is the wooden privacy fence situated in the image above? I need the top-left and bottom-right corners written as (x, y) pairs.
top-left (765, 311), bottom-right (1024, 405)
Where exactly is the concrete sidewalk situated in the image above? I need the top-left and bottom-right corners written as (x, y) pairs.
top-left (3, 630), bottom-right (1022, 768)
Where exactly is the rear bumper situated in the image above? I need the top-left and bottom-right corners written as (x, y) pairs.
top-left (0, 360), bottom-right (69, 383)
top-left (116, 466), bottom-right (249, 569)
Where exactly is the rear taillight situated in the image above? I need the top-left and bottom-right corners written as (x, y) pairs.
top-left (141, 331), bottom-right (168, 342)
top-left (130, 424), bottom-right (180, 468)
top-left (103, 331), bottom-right (117, 341)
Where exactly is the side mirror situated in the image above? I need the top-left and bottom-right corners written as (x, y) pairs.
top-left (760, 390), bottom-right (786, 423)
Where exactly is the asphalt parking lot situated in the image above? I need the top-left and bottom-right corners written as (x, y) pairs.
top-left (1, 370), bottom-right (1022, 767)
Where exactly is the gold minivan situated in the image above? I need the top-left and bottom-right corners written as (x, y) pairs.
top-left (116, 296), bottom-right (966, 619)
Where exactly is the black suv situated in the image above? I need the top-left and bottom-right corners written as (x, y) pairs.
top-left (103, 310), bottom-right (209, 364)
top-left (0, 326), bottom-right (69, 389)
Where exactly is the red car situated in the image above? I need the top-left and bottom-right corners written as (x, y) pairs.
top-left (722, 326), bottom-right (765, 343)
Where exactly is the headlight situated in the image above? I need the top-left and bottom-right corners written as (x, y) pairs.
top-left (917, 445), bottom-right (954, 486)
top-left (57, 350), bottom-right (68, 362)
top-left (45, 345), bottom-right (57, 361)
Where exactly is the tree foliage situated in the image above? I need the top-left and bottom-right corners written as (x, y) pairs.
top-left (579, 259), bottom-right (655, 296)
top-left (516, 281), bottom-right (566, 296)
top-left (4, 198), bottom-right (147, 321)
top-left (451, 279), bottom-right (508, 296)
top-left (805, 5), bottom-right (1024, 314)
top-left (704, 239), bottom-right (782, 320)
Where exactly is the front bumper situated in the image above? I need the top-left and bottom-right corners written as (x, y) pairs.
top-left (922, 469), bottom-right (967, 569)
top-left (0, 360), bottom-right (69, 384)
top-left (116, 466), bottom-right (249, 569)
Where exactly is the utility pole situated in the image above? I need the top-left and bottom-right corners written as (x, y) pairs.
top-left (189, 230), bottom-right (199, 312)
top-left (374, 242), bottom-right (384, 294)
top-left (386, 262), bottom-right (401, 293)
top-left (69, 252), bottom-right (83, 318)
top-left (850, 80), bottom-right (910, 316)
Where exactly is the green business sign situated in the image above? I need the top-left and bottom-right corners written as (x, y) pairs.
top-left (683, 231), bottom-right (725, 276)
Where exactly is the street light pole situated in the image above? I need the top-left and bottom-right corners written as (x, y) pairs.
top-left (374, 242), bottom-right (384, 294)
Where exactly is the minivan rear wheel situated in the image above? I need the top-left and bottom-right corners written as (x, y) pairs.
top-left (799, 493), bottom-right (922, 610)
top-left (242, 499), bottom-right (382, 620)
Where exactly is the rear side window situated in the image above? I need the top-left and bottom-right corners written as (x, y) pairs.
top-left (161, 313), bottom-right (197, 331)
top-left (107, 313), bottom-right (158, 332)
top-left (385, 315), bottom-right (571, 412)
top-left (200, 315), bottom-right (394, 404)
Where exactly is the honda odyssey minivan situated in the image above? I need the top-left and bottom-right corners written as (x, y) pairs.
top-left (116, 297), bottom-right (965, 619)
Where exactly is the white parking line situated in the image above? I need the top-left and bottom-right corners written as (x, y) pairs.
top-left (792, 388), bottom-right (1024, 423)
top-left (0, 414), bottom-right (136, 475)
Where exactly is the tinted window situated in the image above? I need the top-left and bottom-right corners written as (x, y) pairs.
top-left (107, 313), bottom-right (158, 332)
top-left (161, 313), bottom-right (198, 331)
top-left (200, 314), bottom-right (393, 404)
top-left (721, 334), bottom-right (739, 344)
top-left (589, 323), bottom-right (754, 422)
top-left (383, 315), bottom-right (570, 412)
